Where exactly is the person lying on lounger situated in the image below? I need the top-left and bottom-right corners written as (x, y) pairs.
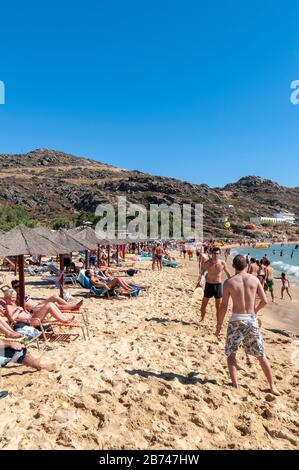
top-left (85, 269), bottom-right (136, 293)
top-left (4, 289), bottom-right (75, 326)
top-left (95, 268), bottom-right (147, 289)
top-left (98, 265), bottom-right (139, 277)
top-left (0, 317), bottom-right (55, 372)
top-left (11, 280), bottom-right (83, 312)
top-left (0, 304), bottom-right (40, 341)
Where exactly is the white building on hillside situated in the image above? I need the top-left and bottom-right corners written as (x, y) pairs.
top-left (250, 211), bottom-right (295, 225)
top-left (275, 212), bottom-right (295, 223)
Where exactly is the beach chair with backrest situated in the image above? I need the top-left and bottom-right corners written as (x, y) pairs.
top-left (0, 298), bottom-right (86, 346)
top-left (162, 258), bottom-right (178, 268)
top-left (79, 269), bottom-right (141, 298)
top-left (1, 300), bottom-right (42, 350)
top-left (37, 319), bottom-right (89, 342)
top-left (78, 269), bottom-right (110, 298)
top-left (46, 263), bottom-right (79, 286)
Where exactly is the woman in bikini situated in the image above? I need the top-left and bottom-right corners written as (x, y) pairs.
top-left (85, 269), bottom-right (136, 293)
top-left (257, 260), bottom-right (266, 288)
top-left (280, 273), bottom-right (292, 301)
top-left (4, 289), bottom-right (75, 326)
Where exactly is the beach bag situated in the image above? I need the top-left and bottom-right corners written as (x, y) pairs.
top-left (127, 269), bottom-right (138, 276)
top-left (63, 291), bottom-right (74, 301)
top-left (14, 323), bottom-right (40, 340)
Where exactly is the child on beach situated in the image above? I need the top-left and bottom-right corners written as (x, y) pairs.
top-left (280, 273), bottom-right (292, 301)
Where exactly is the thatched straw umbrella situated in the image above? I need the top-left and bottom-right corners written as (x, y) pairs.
top-left (0, 238), bottom-right (9, 254)
top-left (33, 227), bottom-right (93, 297)
top-left (68, 227), bottom-right (108, 268)
top-left (0, 225), bottom-right (70, 307)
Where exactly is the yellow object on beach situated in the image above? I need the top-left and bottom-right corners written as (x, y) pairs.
top-left (214, 241), bottom-right (224, 247)
top-left (255, 244), bottom-right (270, 249)
top-left (60, 401), bottom-right (69, 410)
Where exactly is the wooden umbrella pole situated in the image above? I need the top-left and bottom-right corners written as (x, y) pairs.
top-left (59, 254), bottom-right (64, 299)
top-left (18, 255), bottom-right (25, 309)
top-left (85, 250), bottom-right (89, 269)
top-left (107, 244), bottom-right (110, 267)
top-left (116, 245), bottom-right (119, 265)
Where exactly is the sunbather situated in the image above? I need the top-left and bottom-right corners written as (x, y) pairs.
top-left (0, 319), bottom-right (55, 372)
top-left (98, 265), bottom-right (139, 277)
top-left (85, 269), bottom-right (136, 293)
top-left (91, 268), bottom-right (147, 290)
top-left (0, 315), bottom-right (21, 338)
top-left (4, 289), bottom-right (75, 326)
top-left (11, 280), bottom-right (83, 311)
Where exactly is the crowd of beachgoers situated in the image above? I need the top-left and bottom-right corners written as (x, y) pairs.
top-left (0, 234), bottom-right (298, 449)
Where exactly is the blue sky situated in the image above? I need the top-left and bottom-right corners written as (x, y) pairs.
top-left (0, 0), bottom-right (299, 187)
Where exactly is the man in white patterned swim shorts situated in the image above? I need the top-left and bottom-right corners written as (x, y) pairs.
top-left (215, 255), bottom-right (280, 396)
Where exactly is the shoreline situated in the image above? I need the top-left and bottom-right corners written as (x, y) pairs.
top-left (187, 254), bottom-right (299, 337)
top-left (262, 283), bottom-right (299, 336)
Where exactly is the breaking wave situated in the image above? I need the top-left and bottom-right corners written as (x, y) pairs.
top-left (272, 261), bottom-right (299, 278)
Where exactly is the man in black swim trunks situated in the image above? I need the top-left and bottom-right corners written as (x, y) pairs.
top-left (198, 247), bottom-right (231, 322)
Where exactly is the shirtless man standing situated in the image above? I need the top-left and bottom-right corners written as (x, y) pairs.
top-left (215, 255), bottom-right (279, 395)
top-left (198, 247), bottom-right (231, 322)
top-left (248, 258), bottom-right (259, 277)
top-left (264, 259), bottom-right (275, 302)
top-left (196, 246), bottom-right (209, 289)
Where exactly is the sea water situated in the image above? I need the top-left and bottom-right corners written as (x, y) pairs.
top-left (232, 244), bottom-right (299, 284)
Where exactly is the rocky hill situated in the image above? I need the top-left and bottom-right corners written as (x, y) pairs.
top-left (0, 149), bottom-right (298, 238)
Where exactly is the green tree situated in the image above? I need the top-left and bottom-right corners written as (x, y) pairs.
top-left (0, 205), bottom-right (39, 231)
top-left (52, 217), bottom-right (72, 230)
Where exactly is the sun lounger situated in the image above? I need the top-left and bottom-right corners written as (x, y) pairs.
top-left (162, 258), bottom-right (178, 268)
top-left (48, 275), bottom-right (79, 287)
top-left (78, 269), bottom-right (141, 298)
top-left (38, 319), bottom-right (88, 342)
top-left (78, 270), bottom-right (110, 298)
top-left (46, 268), bottom-right (79, 286)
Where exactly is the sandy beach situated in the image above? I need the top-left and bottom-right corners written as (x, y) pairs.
top-left (262, 285), bottom-right (299, 336)
top-left (0, 256), bottom-right (299, 450)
